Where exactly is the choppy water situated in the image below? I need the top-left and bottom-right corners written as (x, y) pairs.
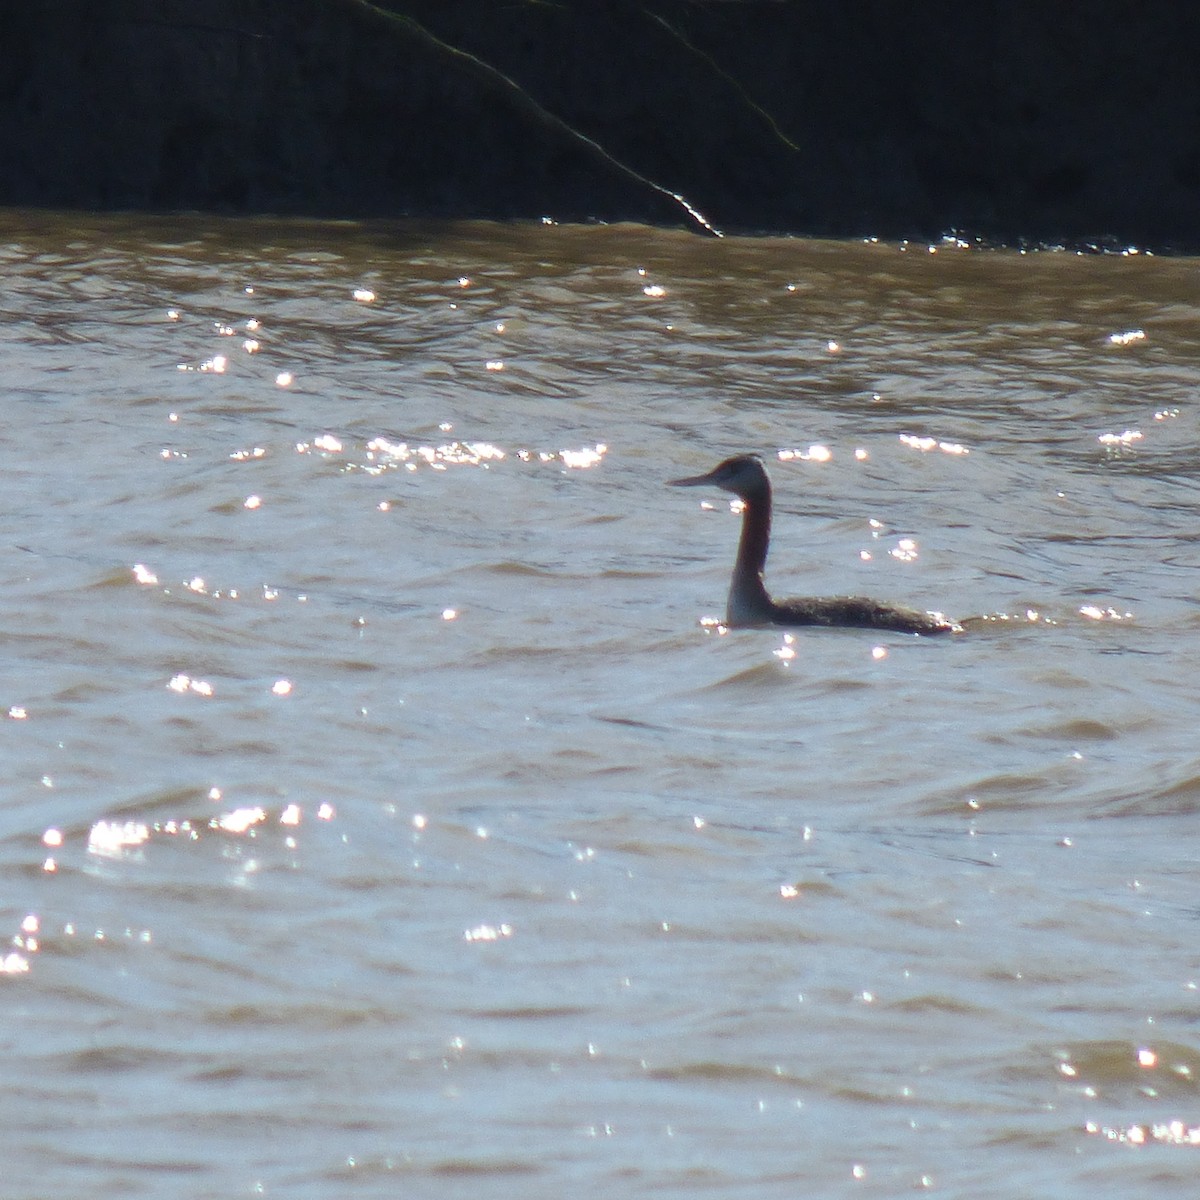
top-left (2, 210), bottom-right (1200, 1197)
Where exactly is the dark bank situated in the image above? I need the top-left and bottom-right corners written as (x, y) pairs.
top-left (1, 0), bottom-right (1197, 248)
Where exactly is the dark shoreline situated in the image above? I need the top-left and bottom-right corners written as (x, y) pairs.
top-left (3, 1), bottom-right (1198, 251)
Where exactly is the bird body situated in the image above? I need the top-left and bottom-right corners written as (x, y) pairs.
top-left (670, 454), bottom-right (961, 636)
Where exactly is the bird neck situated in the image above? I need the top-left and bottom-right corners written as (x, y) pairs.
top-left (727, 482), bottom-right (774, 625)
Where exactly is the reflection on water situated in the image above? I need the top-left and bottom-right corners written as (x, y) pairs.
top-left (2, 210), bottom-right (1200, 1196)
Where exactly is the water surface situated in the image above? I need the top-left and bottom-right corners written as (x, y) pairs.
top-left (2, 211), bottom-right (1199, 1197)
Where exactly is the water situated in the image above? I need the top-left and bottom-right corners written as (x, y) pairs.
top-left (2, 210), bottom-right (1200, 1197)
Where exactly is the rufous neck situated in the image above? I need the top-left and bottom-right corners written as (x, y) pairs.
top-left (727, 480), bottom-right (773, 624)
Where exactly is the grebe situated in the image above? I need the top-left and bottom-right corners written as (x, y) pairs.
top-left (670, 454), bottom-right (961, 635)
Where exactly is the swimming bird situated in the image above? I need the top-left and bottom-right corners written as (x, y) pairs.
top-left (670, 454), bottom-right (961, 635)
